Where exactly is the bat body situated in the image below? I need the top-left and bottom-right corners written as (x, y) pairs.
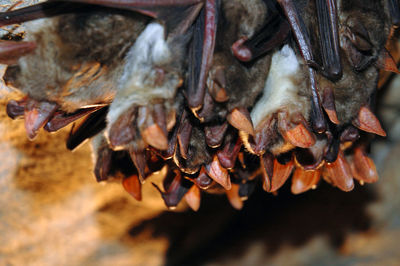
top-left (106, 22), bottom-right (188, 151)
top-left (3, 10), bottom-right (148, 139)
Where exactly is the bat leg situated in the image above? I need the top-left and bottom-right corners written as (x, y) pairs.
top-left (44, 105), bottom-right (106, 132)
top-left (231, 12), bottom-right (290, 62)
top-left (277, 0), bottom-right (315, 66)
top-left (0, 2), bottom-right (99, 26)
top-left (62, 0), bottom-right (204, 34)
top-left (309, 69), bottom-right (326, 133)
top-left (0, 40), bottom-right (36, 65)
top-left (186, 0), bottom-right (219, 110)
top-left (315, 0), bottom-right (342, 80)
top-left (277, 0), bottom-right (326, 133)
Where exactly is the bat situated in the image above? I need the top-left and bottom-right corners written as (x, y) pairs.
top-left (0, 0), bottom-right (397, 210)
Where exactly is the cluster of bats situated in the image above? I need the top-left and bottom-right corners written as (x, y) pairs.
top-left (0, 0), bottom-right (399, 210)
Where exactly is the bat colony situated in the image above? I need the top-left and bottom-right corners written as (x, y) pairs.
top-left (0, 0), bottom-right (399, 210)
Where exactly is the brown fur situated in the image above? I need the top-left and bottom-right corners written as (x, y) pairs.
top-left (4, 11), bottom-right (148, 112)
top-left (318, 0), bottom-right (391, 124)
top-left (205, 0), bottom-right (272, 120)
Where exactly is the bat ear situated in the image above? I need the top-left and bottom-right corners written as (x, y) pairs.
top-left (184, 184), bottom-right (201, 211)
top-left (291, 168), bottom-right (321, 194)
top-left (152, 169), bottom-right (190, 209)
top-left (323, 152), bottom-right (354, 192)
top-left (205, 155), bottom-right (231, 190)
top-left (23, 100), bottom-right (58, 140)
top-left (352, 106), bottom-right (386, 137)
top-left (122, 175), bottom-right (142, 201)
top-left (44, 105), bottom-right (106, 132)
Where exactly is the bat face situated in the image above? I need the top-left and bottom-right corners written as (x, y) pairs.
top-left (0, 0), bottom-right (397, 210)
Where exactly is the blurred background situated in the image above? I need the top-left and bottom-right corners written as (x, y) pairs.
top-left (1, 1), bottom-right (400, 265)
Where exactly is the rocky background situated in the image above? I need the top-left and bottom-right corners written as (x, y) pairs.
top-left (1, 1), bottom-right (400, 265)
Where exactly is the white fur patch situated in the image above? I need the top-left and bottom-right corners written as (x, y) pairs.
top-left (250, 45), bottom-right (302, 128)
top-left (107, 23), bottom-right (176, 126)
